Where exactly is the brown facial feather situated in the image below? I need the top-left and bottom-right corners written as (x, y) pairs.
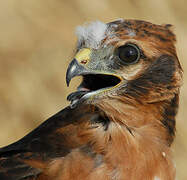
top-left (0, 19), bottom-right (183, 180)
top-left (93, 20), bottom-right (182, 179)
top-left (108, 20), bottom-right (176, 53)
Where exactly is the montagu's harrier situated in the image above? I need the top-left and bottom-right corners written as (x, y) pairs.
top-left (0, 19), bottom-right (183, 180)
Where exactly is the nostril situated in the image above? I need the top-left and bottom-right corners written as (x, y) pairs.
top-left (80, 60), bottom-right (88, 64)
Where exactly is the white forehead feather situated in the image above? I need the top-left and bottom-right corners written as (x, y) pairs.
top-left (76, 21), bottom-right (108, 49)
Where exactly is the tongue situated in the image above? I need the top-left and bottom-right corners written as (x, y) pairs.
top-left (77, 87), bottom-right (90, 91)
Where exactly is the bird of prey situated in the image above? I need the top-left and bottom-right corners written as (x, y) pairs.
top-left (0, 19), bottom-right (183, 180)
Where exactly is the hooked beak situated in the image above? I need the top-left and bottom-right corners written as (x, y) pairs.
top-left (66, 48), bottom-right (122, 108)
top-left (66, 59), bottom-right (87, 87)
top-left (66, 48), bottom-right (92, 87)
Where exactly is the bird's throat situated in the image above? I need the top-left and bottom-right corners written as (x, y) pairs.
top-left (92, 96), bottom-right (177, 180)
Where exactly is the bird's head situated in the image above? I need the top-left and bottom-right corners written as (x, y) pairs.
top-left (66, 19), bottom-right (182, 109)
top-left (65, 20), bottom-right (183, 176)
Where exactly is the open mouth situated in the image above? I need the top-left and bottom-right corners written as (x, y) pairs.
top-left (79, 74), bottom-right (121, 91)
top-left (67, 74), bottom-right (121, 107)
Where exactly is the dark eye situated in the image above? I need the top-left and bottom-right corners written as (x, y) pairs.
top-left (117, 44), bottom-right (140, 64)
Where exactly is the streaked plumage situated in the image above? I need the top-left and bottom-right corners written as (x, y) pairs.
top-left (0, 19), bottom-right (183, 180)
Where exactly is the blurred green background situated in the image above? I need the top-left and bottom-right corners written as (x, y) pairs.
top-left (0, 0), bottom-right (186, 179)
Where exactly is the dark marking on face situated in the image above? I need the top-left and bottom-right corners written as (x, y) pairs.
top-left (125, 55), bottom-right (176, 98)
top-left (119, 53), bottom-right (178, 144)
top-left (144, 55), bottom-right (176, 84)
top-left (161, 94), bottom-right (179, 144)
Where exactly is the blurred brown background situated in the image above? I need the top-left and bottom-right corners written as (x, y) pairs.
top-left (0, 0), bottom-right (186, 179)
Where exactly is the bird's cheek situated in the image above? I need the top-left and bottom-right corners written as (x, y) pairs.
top-left (120, 63), bottom-right (145, 81)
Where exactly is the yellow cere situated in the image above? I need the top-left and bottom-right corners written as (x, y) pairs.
top-left (75, 48), bottom-right (91, 63)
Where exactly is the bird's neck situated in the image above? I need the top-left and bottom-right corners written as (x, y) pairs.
top-left (94, 94), bottom-right (178, 180)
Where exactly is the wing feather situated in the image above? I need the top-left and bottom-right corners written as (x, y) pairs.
top-left (0, 105), bottom-right (102, 179)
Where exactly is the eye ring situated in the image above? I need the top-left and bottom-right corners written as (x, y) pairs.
top-left (117, 43), bottom-right (140, 65)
